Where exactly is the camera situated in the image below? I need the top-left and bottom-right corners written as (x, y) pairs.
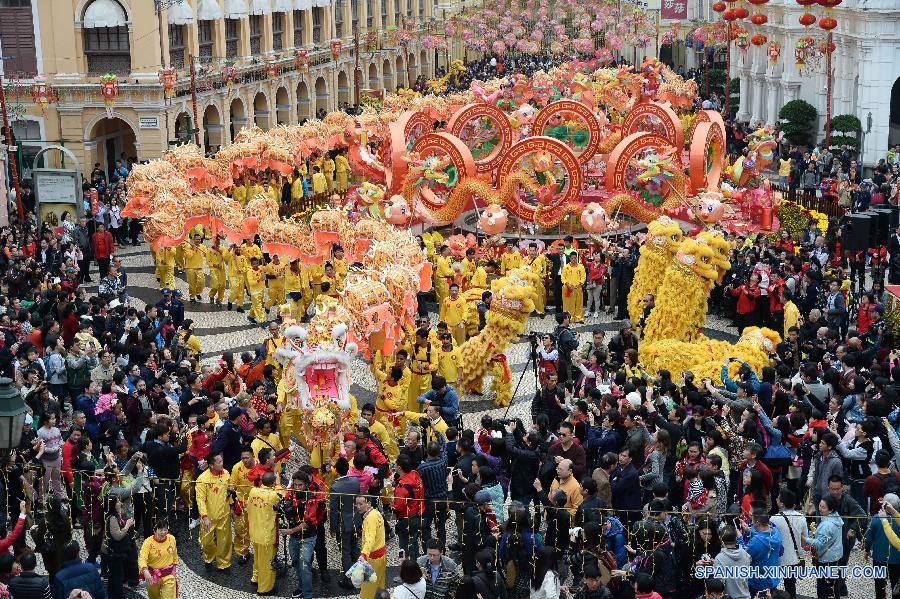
top-left (527, 332), bottom-right (539, 347)
top-left (418, 417), bottom-right (431, 429)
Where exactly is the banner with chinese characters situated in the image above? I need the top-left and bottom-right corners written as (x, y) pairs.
top-left (661, 0), bottom-right (687, 20)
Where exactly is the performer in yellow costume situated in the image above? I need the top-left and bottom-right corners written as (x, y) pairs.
top-left (139, 521), bottom-right (178, 599)
top-left (323, 155), bottom-right (335, 195)
top-left (433, 245), bottom-right (454, 306)
top-left (561, 252), bottom-right (586, 323)
top-left (263, 254), bottom-right (287, 311)
top-left (460, 248), bottom-right (478, 290)
top-left (331, 245), bottom-right (348, 281)
top-left (522, 242), bottom-right (548, 316)
top-left (500, 241), bottom-right (523, 274)
top-left (285, 260), bottom-right (307, 321)
top-left (229, 448), bottom-right (255, 563)
top-left (226, 244), bottom-right (245, 312)
top-left (154, 246), bottom-right (176, 289)
top-left (231, 179), bottom-right (248, 207)
top-left (440, 283), bottom-right (468, 345)
top-left (360, 402), bottom-right (400, 461)
top-left (305, 262), bottom-right (324, 305)
top-left (311, 166), bottom-right (326, 203)
top-left (370, 350), bottom-right (410, 441)
top-left (248, 179), bottom-right (264, 201)
top-left (407, 329), bottom-right (437, 411)
top-left (184, 232), bottom-right (207, 303)
top-left (246, 474), bottom-right (282, 594)
top-left (357, 495), bottom-right (387, 599)
top-left (435, 334), bottom-right (463, 387)
top-left (195, 454), bottom-right (233, 570)
top-left (207, 235), bottom-right (227, 305)
top-left (335, 150), bottom-right (350, 194)
top-left (245, 257), bottom-right (267, 324)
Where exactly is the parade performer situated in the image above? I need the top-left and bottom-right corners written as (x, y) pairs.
top-left (335, 150), bottom-right (350, 195)
top-left (226, 244), bottom-right (245, 312)
top-left (264, 254), bottom-right (288, 312)
top-left (522, 243), bottom-right (548, 316)
top-left (407, 329), bottom-right (437, 412)
top-left (370, 351), bottom-right (410, 438)
top-left (627, 216), bottom-right (683, 324)
top-left (184, 231), bottom-right (207, 303)
top-left (285, 259), bottom-right (307, 322)
top-left (155, 246), bottom-right (176, 290)
top-left (642, 237), bottom-right (719, 344)
top-left (139, 520), bottom-right (178, 599)
top-left (561, 252), bottom-right (586, 323)
top-left (207, 235), bottom-right (227, 306)
top-left (229, 448), bottom-right (255, 564)
top-left (246, 257), bottom-right (267, 324)
top-left (433, 245), bottom-right (454, 306)
top-left (460, 248), bottom-right (478, 290)
top-left (435, 333), bottom-right (463, 388)
top-left (500, 241), bottom-right (523, 274)
top-left (247, 472), bottom-right (282, 595)
top-left (357, 494), bottom-right (387, 599)
top-left (323, 155), bottom-right (336, 195)
top-left (440, 283), bottom-right (468, 346)
top-left (489, 354), bottom-right (513, 407)
top-left (195, 453), bottom-right (233, 571)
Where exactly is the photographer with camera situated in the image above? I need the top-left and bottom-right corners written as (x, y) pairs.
top-left (278, 470), bottom-right (325, 599)
top-left (416, 376), bottom-right (460, 430)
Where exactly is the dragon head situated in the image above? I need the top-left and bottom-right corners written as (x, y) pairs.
top-left (674, 238), bottom-right (719, 282)
top-left (645, 216), bottom-right (683, 254)
top-left (356, 182), bottom-right (385, 207)
top-left (276, 306), bottom-right (358, 412)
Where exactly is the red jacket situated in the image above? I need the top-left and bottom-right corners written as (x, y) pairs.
top-left (736, 458), bottom-right (773, 497)
top-left (858, 304), bottom-right (877, 334)
top-left (392, 470), bottom-right (425, 518)
top-left (730, 283), bottom-right (760, 315)
top-left (91, 230), bottom-right (115, 259)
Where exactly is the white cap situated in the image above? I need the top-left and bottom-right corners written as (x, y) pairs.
top-left (24, 413), bottom-right (33, 426)
top-left (625, 391), bottom-right (642, 409)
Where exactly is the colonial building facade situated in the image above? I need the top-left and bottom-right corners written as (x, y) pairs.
top-left (0, 0), bottom-right (450, 179)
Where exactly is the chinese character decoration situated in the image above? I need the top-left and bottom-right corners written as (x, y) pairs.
top-left (767, 40), bottom-right (780, 65)
top-left (223, 61), bottom-right (236, 87)
top-left (99, 74), bottom-right (118, 118)
top-left (30, 75), bottom-right (55, 116)
top-left (158, 68), bottom-right (177, 99)
top-left (295, 49), bottom-right (309, 72)
top-left (330, 39), bottom-right (342, 60)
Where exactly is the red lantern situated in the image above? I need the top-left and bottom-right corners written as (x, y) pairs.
top-left (818, 16), bottom-right (837, 30)
top-left (294, 49), bottom-right (309, 72)
top-left (798, 12), bottom-right (816, 26)
top-left (817, 0), bottom-right (841, 6)
top-left (747, 0), bottom-right (768, 4)
top-left (723, 9), bottom-right (736, 20)
top-left (795, 0), bottom-right (816, 5)
top-left (733, 6), bottom-right (749, 18)
top-left (158, 68), bottom-right (176, 99)
top-left (330, 39), bottom-right (342, 60)
top-left (750, 13), bottom-right (767, 24)
top-left (751, 34), bottom-right (767, 45)
top-left (712, 2), bottom-right (727, 12)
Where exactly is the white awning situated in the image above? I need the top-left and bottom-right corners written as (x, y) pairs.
top-left (197, 0), bottom-right (223, 20)
top-left (168, 0), bottom-right (195, 24)
top-left (311, 0), bottom-right (329, 7)
top-left (272, 0), bottom-right (293, 10)
top-left (224, 0), bottom-right (249, 17)
top-left (249, 0), bottom-right (271, 14)
top-left (83, 0), bottom-right (128, 28)
top-left (295, 0), bottom-right (312, 8)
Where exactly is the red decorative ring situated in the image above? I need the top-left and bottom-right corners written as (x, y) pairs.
top-left (689, 122), bottom-right (726, 194)
top-left (408, 132), bottom-right (476, 214)
top-left (447, 103), bottom-right (514, 174)
top-left (620, 101), bottom-right (685, 149)
top-left (497, 136), bottom-right (582, 223)
top-left (531, 100), bottom-right (602, 166)
top-left (606, 131), bottom-right (673, 201)
top-left (384, 111), bottom-right (434, 195)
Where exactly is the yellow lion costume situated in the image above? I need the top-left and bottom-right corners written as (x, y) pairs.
top-left (627, 217), bottom-right (684, 325)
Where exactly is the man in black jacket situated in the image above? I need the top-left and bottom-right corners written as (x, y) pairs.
top-left (503, 422), bottom-right (541, 517)
top-left (9, 551), bottom-right (51, 599)
top-left (211, 407), bottom-right (253, 469)
top-left (328, 457), bottom-right (360, 590)
top-left (146, 423), bottom-right (188, 519)
top-left (553, 312), bottom-right (579, 389)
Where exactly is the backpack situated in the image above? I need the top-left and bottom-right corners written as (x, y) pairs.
top-left (877, 471), bottom-right (900, 498)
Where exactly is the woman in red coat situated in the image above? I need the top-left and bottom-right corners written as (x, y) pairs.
top-left (729, 273), bottom-right (761, 333)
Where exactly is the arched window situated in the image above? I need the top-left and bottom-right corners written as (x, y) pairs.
top-left (82, 0), bottom-right (131, 75)
top-left (335, 0), bottom-right (344, 38)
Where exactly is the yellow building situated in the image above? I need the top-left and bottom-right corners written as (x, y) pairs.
top-left (0, 0), bottom-right (455, 178)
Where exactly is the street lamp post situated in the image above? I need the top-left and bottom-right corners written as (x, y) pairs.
top-left (353, 21), bottom-right (361, 105)
top-left (188, 54), bottom-right (200, 146)
top-left (0, 378), bottom-right (29, 452)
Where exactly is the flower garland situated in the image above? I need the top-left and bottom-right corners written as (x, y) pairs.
top-left (771, 199), bottom-right (828, 249)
